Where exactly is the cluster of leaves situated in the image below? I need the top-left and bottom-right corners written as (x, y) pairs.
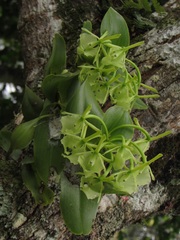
top-left (6, 7), bottom-right (170, 235)
top-left (121, 0), bottom-right (164, 13)
top-left (116, 0), bottom-right (166, 33)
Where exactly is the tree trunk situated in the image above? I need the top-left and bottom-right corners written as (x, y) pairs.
top-left (0, 0), bottom-right (179, 239)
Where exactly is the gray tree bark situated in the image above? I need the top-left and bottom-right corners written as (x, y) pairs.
top-left (0, 0), bottom-right (179, 239)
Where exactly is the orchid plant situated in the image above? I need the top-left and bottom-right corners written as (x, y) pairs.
top-left (9, 7), bottom-right (170, 235)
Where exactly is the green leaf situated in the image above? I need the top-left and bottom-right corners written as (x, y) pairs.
top-left (100, 7), bottom-right (130, 47)
top-left (22, 86), bottom-right (44, 120)
top-left (11, 118), bottom-right (39, 150)
top-left (42, 72), bottom-right (78, 104)
top-left (60, 174), bottom-right (98, 235)
top-left (10, 115), bottom-right (50, 150)
top-left (152, 0), bottom-right (165, 13)
top-left (67, 80), bottom-right (103, 119)
top-left (51, 143), bottom-right (65, 174)
top-left (0, 128), bottom-right (11, 151)
top-left (103, 105), bottom-right (133, 139)
top-left (82, 20), bottom-right (92, 32)
top-left (45, 33), bottom-right (66, 75)
top-left (0, 127), bottom-right (22, 160)
top-left (22, 156), bottom-right (34, 164)
top-left (22, 163), bottom-right (54, 206)
top-left (40, 99), bottom-right (53, 115)
top-left (141, 0), bottom-right (152, 12)
top-left (34, 119), bottom-right (65, 183)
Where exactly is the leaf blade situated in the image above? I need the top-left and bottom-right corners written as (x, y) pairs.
top-left (45, 33), bottom-right (66, 75)
top-left (42, 72), bottom-right (78, 104)
top-left (22, 163), bottom-right (54, 206)
top-left (60, 174), bottom-right (98, 235)
top-left (100, 7), bottom-right (130, 47)
top-left (103, 105), bottom-right (133, 139)
top-left (22, 86), bottom-right (44, 120)
top-left (34, 119), bottom-right (65, 183)
top-left (11, 118), bottom-right (39, 150)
